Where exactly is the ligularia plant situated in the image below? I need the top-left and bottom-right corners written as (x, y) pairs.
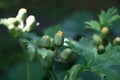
top-left (1, 7), bottom-right (120, 80)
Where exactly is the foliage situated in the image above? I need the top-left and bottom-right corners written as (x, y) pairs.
top-left (1, 7), bottom-right (120, 80)
top-left (66, 38), bottom-right (120, 80)
top-left (85, 7), bottom-right (120, 32)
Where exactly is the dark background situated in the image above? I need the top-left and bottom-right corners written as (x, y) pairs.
top-left (0, 0), bottom-right (120, 80)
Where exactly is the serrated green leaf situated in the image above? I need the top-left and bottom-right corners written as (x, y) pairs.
top-left (67, 38), bottom-right (120, 80)
top-left (94, 67), bottom-right (120, 80)
top-left (21, 38), bottom-right (37, 61)
top-left (92, 45), bottom-right (120, 70)
top-left (99, 10), bottom-right (106, 25)
top-left (91, 43), bottom-right (120, 80)
top-left (79, 38), bottom-right (98, 66)
top-left (27, 43), bottom-right (36, 61)
top-left (85, 20), bottom-right (101, 31)
top-left (37, 49), bottom-right (54, 69)
top-left (108, 14), bottom-right (120, 25)
top-left (99, 7), bottom-right (120, 26)
top-left (67, 37), bottom-right (98, 66)
top-left (37, 48), bottom-right (48, 59)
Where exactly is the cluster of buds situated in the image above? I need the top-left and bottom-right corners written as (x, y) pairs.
top-left (37, 31), bottom-right (72, 69)
top-left (92, 34), bottom-right (105, 54)
top-left (0, 8), bottom-right (39, 37)
top-left (92, 26), bottom-right (110, 54)
top-left (39, 30), bottom-right (72, 62)
top-left (40, 30), bottom-right (64, 49)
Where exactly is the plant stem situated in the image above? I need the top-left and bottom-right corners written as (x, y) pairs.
top-left (49, 67), bottom-right (58, 80)
top-left (26, 56), bottom-right (31, 80)
top-left (54, 47), bottom-right (59, 56)
top-left (19, 40), bottom-right (31, 80)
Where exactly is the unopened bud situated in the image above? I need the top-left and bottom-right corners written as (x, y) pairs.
top-left (54, 30), bottom-right (64, 46)
top-left (50, 39), bottom-right (55, 49)
top-left (113, 37), bottom-right (120, 45)
top-left (101, 27), bottom-right (109, 39)
top-left (22, 15), bottom-right (35, 32)
top-left (16, 8), bottom-right (27, 21)
top-left (60, 48), bottom-right (72, 60)
top-left (101, 27), bottom-right (109, 34)
top-left (40, 35), bottom-right (50, 48)
top-left (92, 34), bottom-right (102, 46)
top-left (97, 44), bottom-right (105, 54)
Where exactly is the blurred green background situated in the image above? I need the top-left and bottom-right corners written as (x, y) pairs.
top-left (0, 0), bottom-right (120, 80)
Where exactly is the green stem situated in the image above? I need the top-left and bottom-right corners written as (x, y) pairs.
top-left (49, 67), bottom-right (58, 80)
top-left (19, 40), bottom-right (31, 80)
top-left (26, 57), bottom-right (31, 80)
top-left (54, 47), bottom-right (59, 56)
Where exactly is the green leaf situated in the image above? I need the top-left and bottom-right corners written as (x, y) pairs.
top-left (99, 7), bottom-right (120, 26)
top-left (37, 49), bottom-right (54, 69)
top-left (27, 42), bottom-right (36, 60)
top-left (90, 44), bottom-right (120, 80)
top-left (67, 38), bottom-right (120, 79)
top-left (64, 64), bottom-right (83, 80)
top-left (21, 38), bottom-right (37, 61)
top-left (94, 67), bottom-right (120, 80)
top-left (92, 44), bottom-right (120, 70)
top-left (108, 14), bottom-right (120, 25)
top-left (79, 38), bottom-right (98, 66)
top-left (67, 38), bottom-right (98, 66)
top-left (37, 48), bottom-right (48, 59)
top-left (85, 20), bottom-right (101, 31)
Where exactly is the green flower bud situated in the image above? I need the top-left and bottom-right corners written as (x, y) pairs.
top-left (54, 30), bottom-right (64, 46)
top-left (40, 35), bottom-right (50, 48)
top-left (92, 34), bottom-right (102, 46)
top-left (50, 39), bottom-right (55, 49)
top-left (101, 27), bottom-right (109, 34)
top-left (22, 15), bottom-right (35, 32)
top-left (97, 44), bottom-right (105, 54)
top-left (60, 48), bottom-right (72, 60)
top-left (101, 27), bottom-right (109, 39)
top-left (16, 8), bottom-right (27, 21)
top-left (113, 37), bottom-right (120, 45)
